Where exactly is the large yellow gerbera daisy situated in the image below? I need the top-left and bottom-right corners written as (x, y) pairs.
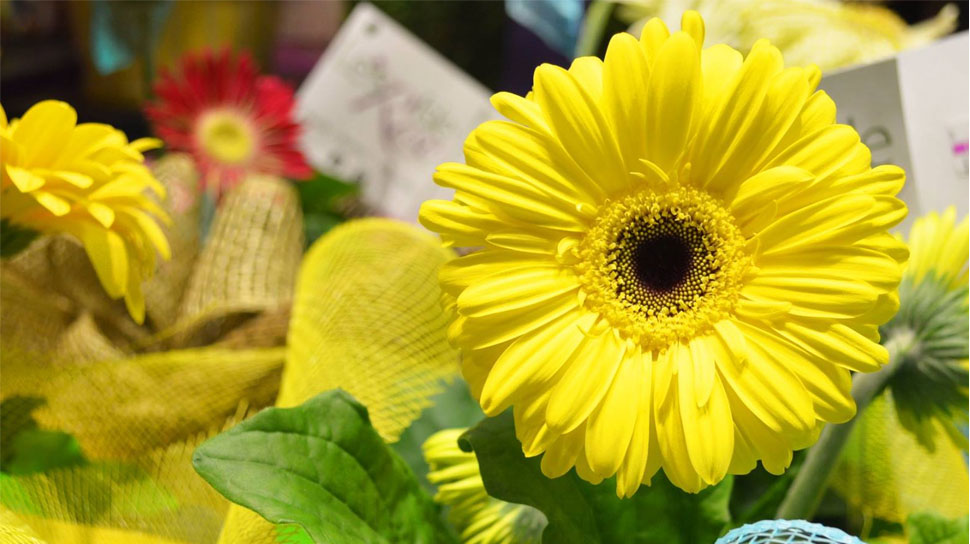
top-left (1, 100), bottom-right (170, 323)
top-left (419, 11), bottom-right (908, 496)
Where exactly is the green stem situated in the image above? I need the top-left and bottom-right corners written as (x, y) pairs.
top-left (775, 329), bottom-right (918, 520)
top-left (575, 0), bottom-right (615, 57)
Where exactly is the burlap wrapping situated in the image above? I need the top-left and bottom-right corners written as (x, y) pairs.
top-left (1, 154), bottom-right (459, 544)
top-left (143, 154), bottom-right (202, 332)
top-left (0, 156), bottom-right (303, 544)
top-left (172, 175), bottom-right (303, 348)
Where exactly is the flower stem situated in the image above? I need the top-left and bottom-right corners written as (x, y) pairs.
top-left (775, 329), bottom-right (917, 520)
top-left (575, 0), bottom-right (615, 57)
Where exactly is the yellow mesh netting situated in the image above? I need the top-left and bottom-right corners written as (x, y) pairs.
top-left (216, 218), bottom-right (460, 543)
top-left (280, 218), bottom-right (459, 433)
top-left (832, 391), bottom-right (969, 524)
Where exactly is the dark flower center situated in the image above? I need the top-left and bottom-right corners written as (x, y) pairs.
top-left (610, 213), bottom-right (716, 316)
top-left (633, 235), bottom-right (692, 291)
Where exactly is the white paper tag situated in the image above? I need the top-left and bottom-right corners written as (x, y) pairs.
top-left (296, 3), bottom-right (498, 222)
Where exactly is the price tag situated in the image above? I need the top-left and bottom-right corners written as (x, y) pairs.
top-left (296, 3), bottom-right (498, 222)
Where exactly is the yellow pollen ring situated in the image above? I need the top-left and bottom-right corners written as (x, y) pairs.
top-left (573, 186), bottom-right (749, 352)
top-left (196, 110), bottom-right (256, 165)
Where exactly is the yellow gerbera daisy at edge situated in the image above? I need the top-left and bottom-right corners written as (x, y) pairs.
top-left (1, 100), bottom-right (171, 324)
top-left (419, 11), bottom-right (908, 496)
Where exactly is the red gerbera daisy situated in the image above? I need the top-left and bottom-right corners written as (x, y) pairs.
top-left (145, 49), bottom-right (312, 196)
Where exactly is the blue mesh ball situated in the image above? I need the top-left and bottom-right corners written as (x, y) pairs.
top-left (716, 520), bottom-right (865, 544)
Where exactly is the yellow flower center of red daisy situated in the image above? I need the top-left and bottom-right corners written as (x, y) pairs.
top-left (197, 110), bottom-right (255, 165)
top-left (574, 187), bottom-right (749, 351)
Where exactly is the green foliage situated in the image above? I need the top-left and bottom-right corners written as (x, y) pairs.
top-left (728, 451), bottom-right (804, 526)
top-left (0, 396), bottom-right (87, 475)
top-left (884, 276), bottom-right (969, 446)
top-left (276, 524), bottom-right (315, 544)
top-left (0, 219), bottom-right (39, 258)
top-left (392, 378), bottom-right (485, 491)
top-left (908, 512), bottom-right (969, 544)
top-left (297, 172), bottom-right (359, 247)
top-left (3, 430), bottom-right (86, 475)
top-left (193, 389), bottom-right (456, 544)
top-left (460, 411), bottom-right (734, 544)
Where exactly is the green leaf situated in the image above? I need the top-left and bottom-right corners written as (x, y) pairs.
top-left (3, 430), bottom-right (86, 475)
top-left (908, 512), bottom-right (969, 544)
top-left (0, 396), bottom-right (87, 476)
top-left (392, 378), bottom-right (484, 491)
top-left (297, 172), bottom-right (359, 246)
top-left (460, 411), bottom-right (733, 544)
top-left (193, 389), bottom-right (456, 544)
top-left (0, 219), bottom-right (40, 258)
top-left (729, 451), bottom-right (805, 526)
top-left (459, 411), bottom-right (599, 544)
top-left (277, 524), bottom-right (315, 544)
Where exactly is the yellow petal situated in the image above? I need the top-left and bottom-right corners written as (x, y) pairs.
top-left (34, 191), bottom-right (72, 216)
top-left (705, 67), bottom-right (813, 194)
top-left (639, 18), bottom-right (671, 63)
top-left (532, 64), bottom-right (628, 195)
top-left (456, 266), bottom-right (578, 318)
top-left (691, 40), bottom-right (784, 190)
top-left (434, 163), bottom-right (587, 231)
top-left (765, 124), bottom-right (870, 180)
top-left (717, 321), bottom-right (815, 434)
top-left (644, 31), bottom-right (700, 173)
top-left (86, 201), bottom-right (115, 228)
top-left (654, 351), bottom-right (705, 493)
top-left (567, 56), bottom-right (604, 101)
top-left (743, 275), bottom-right (878, 320)
top-left (439, 250), bottom-right (551, 295)
top-left (5, 165), bottom-right (46, 192)
top-left (419, 200), bottom-right (502, 247)
top-left (130, 137), bottom-right (162, 153)
top-left (490, 91), bottom-right (548, 131)
top-left (540, 426), bottom-right (586, 478)
top-left (758, 194), bottom-right (905, 256)
top-left (478, 310), bottom-right (591, 415)
top-left (75, 222), bottom-right (129, 299)
top-left (458, 291), bottom-right (578, 350)
top-left (585, 353), bottom-right (642, 476)
top-left (680, 11), bottom-right (705, 49)
top-left (603, 32), bottom-right (650, 171)
top-left (678, 361), bottom-right (733, 485)
top-left (616, 348), bottom-right (654, 498)
top-left (730, 166), bottom-right (815, 230)
top-left (52, 170), bottom-right (94, 189)
top-left (13, 100), bottom-right (76, 165)
top-left (727, 392), bottom-right (793, 475)
top-left (120, 206), bottom-right (172, 260)
top-left (467, 120), bottom-right (603, 205)
top-left (124, 272), bottom-right (146, 325)
top-left (545, 329), bottom-right (625, 433)
top-left (782, 321), bottom-right (887, 373)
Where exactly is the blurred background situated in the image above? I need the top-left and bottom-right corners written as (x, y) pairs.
top-left (2, 0), bottom-right (967, 135)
